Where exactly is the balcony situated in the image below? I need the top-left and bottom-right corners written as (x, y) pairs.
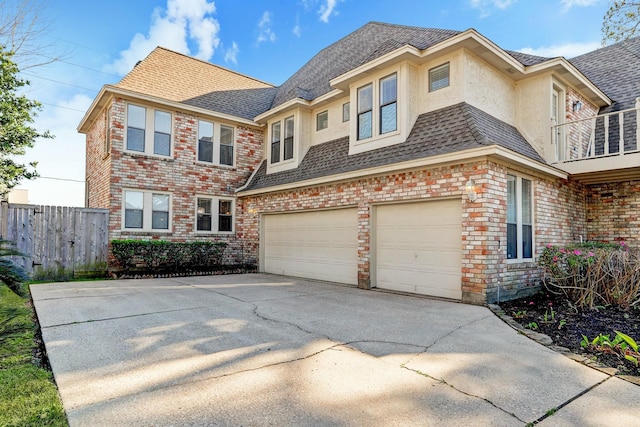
top-left (551, 98), bottom-right (640, 184)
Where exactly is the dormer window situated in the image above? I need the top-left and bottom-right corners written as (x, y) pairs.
top-left (357, 84), bottom-right (373, 140)
top-left (357, 73), bottom-right (397, 141)
top-left (271, 116), bottom-right (294, 164)
top-left (380, 73), bottom-right (397, 134)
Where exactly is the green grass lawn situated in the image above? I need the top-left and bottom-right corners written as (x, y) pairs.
top-left (0, 285), bottom-right (67, 426)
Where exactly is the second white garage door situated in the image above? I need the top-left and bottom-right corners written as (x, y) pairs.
top-left (375, 199), bottom-right (462, 300)
top-left (262, 209), bottom-right (358, 285)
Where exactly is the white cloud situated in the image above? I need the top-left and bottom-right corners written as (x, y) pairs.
top-left (257, 11), bottom-right (276, 44)
top-left (106, 0), bottom-right (219, 75)
top-left (469, 0), bottom-right (517, 17)
top-left (318, 0), bottom-right (341, 23)
top-left (293, 24), bottom-right (302, 37)
top-left (518, 41), bottom-right (601, 58)
top-left (224, 42), bottom-right (239, 64)
top-left (560, 0), bottom-right (599, 11)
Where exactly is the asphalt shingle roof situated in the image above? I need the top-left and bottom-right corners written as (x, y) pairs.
top-left (271, 22), bottom-right (463, 108)
top-left (115, 47), bottom-right (276, 120)
top-left (241, 102), bottom-right (542, 192)
top-left (570, 36), bottom-right (640, 113)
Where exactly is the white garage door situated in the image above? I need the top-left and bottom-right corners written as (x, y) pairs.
top-left (262, 209), bottom-right (358, 285)
top-left (375, 199), bottom-right (462, 300)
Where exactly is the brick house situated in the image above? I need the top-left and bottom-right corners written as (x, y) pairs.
top-left (79, 22), bottom-right (640, 304)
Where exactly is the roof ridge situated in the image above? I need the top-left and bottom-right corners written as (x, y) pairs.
top-left (460, 103), bottom-right (490, 146)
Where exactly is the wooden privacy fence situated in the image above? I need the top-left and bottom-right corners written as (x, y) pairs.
top-left (0, 203), bottom-right (109, 277)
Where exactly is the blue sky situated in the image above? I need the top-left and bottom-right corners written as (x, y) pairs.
top-left (16, 0), bottom-right (610, 206)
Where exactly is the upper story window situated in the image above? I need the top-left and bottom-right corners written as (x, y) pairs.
top-left (507, 173), bottom-right (533, 261)
top-left (342, 102), bottom-right (350, 122)
top-left (357, 84), bottom-right (373, 140)
top-left (126, 104), bottom-right (172, 157)
top-left (123, 189), bottom-right (171, 231)
top-left (271, 116), bottom-right (294, 164)
top-left (380, 73), bottom-right (397, 134)
top-left (196, 196), bottom-right (234, 233)
top-left (357, 73), bottom-right (397, 141)
top-left (429, 63), bottom-right (450, 92)
top-left (317, 111), bottom-right (328, 131)
top-left (197, 120), bottom-right (235, 166)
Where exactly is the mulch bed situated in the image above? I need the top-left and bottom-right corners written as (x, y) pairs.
top-left (499, 291), bottom-right (640, 377)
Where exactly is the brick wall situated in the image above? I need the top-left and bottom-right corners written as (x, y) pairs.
top-left (85, 104), bottom-right (112, 209)
top-left (587, 180), bottom-right (640, 245)
top-left (239, 161), bottom-right (589, 304)
top-left (498, 175), bottom-right (587, 302)
top-left (85, 97), bottom-right (265, 264)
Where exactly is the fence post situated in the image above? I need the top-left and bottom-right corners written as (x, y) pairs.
top-left (0, 201), bottom-right (7, 240)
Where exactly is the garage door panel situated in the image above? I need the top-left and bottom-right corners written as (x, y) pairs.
top-left (263, 209), bottom-right (358, 285)
top-left (376, 199), bottom-right (462, 300)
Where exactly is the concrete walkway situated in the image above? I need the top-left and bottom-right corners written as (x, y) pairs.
top-left (31, 274), bottom-right (640, 426)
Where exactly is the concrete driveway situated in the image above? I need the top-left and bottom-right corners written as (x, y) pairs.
top-left (31, 274), bottom-right (639, 426)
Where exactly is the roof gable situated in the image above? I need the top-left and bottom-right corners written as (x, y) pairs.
top-left (115, 47), bottom-right (276, 120)
top-left (271, 22), bottom-right (462, 108)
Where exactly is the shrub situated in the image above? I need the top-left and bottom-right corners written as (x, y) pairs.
top-left (539, 242), bottom-right (640, 309)
top-left (111, 240), bottom-right (228, 273)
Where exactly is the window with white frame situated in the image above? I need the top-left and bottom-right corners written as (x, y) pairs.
top-left (429, 63), bottom-right (450, 92)
top-left (123, 190), bottom-right (171, 231)
top-left (357, 73), bottom-right (397, 141)
top-left (198, 120), bottom-right (213, 163)
top-left (507, 174), bottom-right (533, 261)
top-left (342, 102), bottom-right (350, 122)
top-left (357, 84), bottom-right (373, 140)
top-left (196, 196), bottom-right (234, 233)
top-left (220, 125), bottom-right (234, 166)
top-left (270, 116), bottom-right (294, 163)
top-left (316, 110), bottom-right (328, 131)
top-left (197, 120), bottom-right (235, 166)
top-left (379, 73), bottom-right (397, 134)
top-left (126, 104), bottom-right (172, 156)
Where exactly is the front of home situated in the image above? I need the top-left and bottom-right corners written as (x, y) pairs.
top-left (78, 22), bottom-right (640, 304)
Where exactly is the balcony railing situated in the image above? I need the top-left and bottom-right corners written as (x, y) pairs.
top-left (551, 97), bottom-right (640, 165)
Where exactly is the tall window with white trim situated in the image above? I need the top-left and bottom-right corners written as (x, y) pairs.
top-left (379, 73), bottom-right (397, 134)
top-left (270, 116), bottom-right (294, 164)
top-left (507, 174), bottom-right (533, 261)
top-left (357, 84), bottom-right (373, 140)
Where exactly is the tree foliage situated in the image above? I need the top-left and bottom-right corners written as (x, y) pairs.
top-left (602, 1), bottom-right (640, 44)
top-left (0, 47), bottom-right (51, 195)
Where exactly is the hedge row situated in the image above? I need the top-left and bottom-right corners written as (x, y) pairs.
top-left (111, 240), bottom-right (229, 273)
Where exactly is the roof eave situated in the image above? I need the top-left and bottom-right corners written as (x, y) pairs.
top-left (525, 58), bottom-right (612, 107)
top-left (237, 144), bottom-right (566, 196)
top-left (78, 85), bottom-right (263, 134)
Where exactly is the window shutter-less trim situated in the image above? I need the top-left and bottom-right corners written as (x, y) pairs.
top-left (429, 63), bottom-right (450, 92)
